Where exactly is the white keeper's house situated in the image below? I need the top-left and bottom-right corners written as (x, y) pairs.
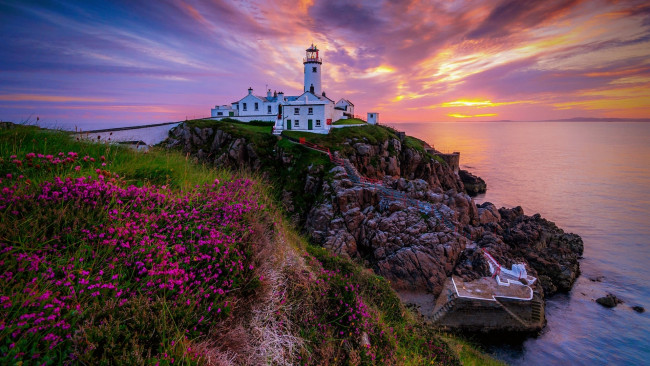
top-left (210, 44), bottom-right (356, 135)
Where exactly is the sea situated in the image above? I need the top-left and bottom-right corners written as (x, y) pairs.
top-left (395, 121), bottom-right (650, 366)
top-left (56, 120), bottom-right (649, 365)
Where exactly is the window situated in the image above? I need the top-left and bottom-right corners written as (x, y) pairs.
top-left (242, 103), bottom-right (247, 111)
top-left (315, 119), bottom-right (321, 127)
top-left (294, 107), bottom-right (299, 115)
top-left (217, 112), bottom-right (223, 116)
top-left (294, 120), bottom-right (299, 127)
top-left (267, 105), bottom-right (272, 114)
top-left (254, 102), bottom-right (259, 111)
top-left (308, 107), bottom-right (313, 115)
top-left (312, 67), bottom-right (317, 72)
top-left (370, 114), bottom-right (374, 118)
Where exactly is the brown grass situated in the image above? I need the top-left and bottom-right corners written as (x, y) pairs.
top-left (188, 189), bottom-right (309, 365)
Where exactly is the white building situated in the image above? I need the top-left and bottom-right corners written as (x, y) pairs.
top-left (367, 112), bottom-right (379, 125)
top-left (210, 44), bottom-right (355, 134)
top-left (334, 98), bottom-right (355, 121)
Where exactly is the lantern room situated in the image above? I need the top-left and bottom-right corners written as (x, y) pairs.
top-left (304, 44), bottom-right (322, 64)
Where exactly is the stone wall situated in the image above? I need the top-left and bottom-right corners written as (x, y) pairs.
top-left (432, 278), bottom-right (545, 333)
top-left (435, 152), bottom-right (460, 173)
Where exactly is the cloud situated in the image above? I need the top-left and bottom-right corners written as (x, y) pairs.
top-left (467, 0), bottom-right (583, 39)
top-left (447, 113), bottom-right (498, 118)
top-left (1, 0), bottom-right (649, 126)
top-left (0, 94), bottom-right (114, 103)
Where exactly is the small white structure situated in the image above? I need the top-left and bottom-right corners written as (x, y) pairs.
top-left (367, 112), bottom-right (379, 125)
top-left (483, 250), bottom-right (537, 287)
top-left (210, 44), bottom-right (356, 134)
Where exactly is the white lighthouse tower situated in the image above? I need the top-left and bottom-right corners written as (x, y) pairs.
top-left (304, 44), bottom-right (322, 95)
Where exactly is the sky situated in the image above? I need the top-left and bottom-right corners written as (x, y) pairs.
top-left (1, 0), bottom-right (649, 129)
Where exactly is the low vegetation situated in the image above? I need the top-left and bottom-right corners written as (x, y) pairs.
top-left (0, 124), bottom-right (497, 365)
top-left (283, 124), bottom-right (399, 156)
top-left (333, 118), bottom-right (366, 125)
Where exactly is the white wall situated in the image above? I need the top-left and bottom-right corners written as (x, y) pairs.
top-left (283, 103), bottom-right (331, 132)
top-left (211, 115), bottom-right (276, 123)
top-left (237, 94), bottom-right (265, 116)
top-left (367, 112), bottom-right (379, 125)
top-left (211, 105), bottom-right (235, 118)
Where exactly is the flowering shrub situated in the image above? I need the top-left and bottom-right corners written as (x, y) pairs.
top-left (293, 246), bottom-right (459, 365)
top-left (0, 152), bottom-right (262, 364)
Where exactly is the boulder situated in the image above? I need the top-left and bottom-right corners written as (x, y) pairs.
top-left (596, 294), bottom-right (623, 308)
top-left (459, 169), bottom-right (486, 196)
top-left (477, 202), bottom-right (501, 224)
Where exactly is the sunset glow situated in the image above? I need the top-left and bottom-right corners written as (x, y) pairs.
top-left (0, 0), bottom-right (649, 127)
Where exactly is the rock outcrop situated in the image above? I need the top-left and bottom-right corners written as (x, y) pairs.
top-left (450, 203), bottom-right (583, 297)
top-left (345, 139), bottom-right (463, 192)
top-left (459, 169), bottom-right (486, 196)
top-left (307, 171), bottom-right (471, 295)
top-left (163, 124), bottom-right (269, 170)
top-left (309, 171), bottom-right (583, 299)
top-left (163, 121), bottom-right (585, 334)
top-left (596, 294), bottom-right (623, 308)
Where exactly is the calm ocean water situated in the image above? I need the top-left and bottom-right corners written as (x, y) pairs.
top-left (396, 121), bottom-right (650, 365)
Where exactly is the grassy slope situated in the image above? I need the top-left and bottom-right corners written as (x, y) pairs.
top-left (284, 124), bottom-right (399, 156)
top-left (0, 124), bottom-right (500, 365)
top-left (333, 118), bottom-right (367, 125)
top-left (183, 119), bottom-right (334, 216)
top-left (284, 124), bottom-right (447, 165)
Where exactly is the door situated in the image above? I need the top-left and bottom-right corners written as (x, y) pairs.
top-left (229, 111), bottom-right (234, 117)
top-left (286, 120), bottom-right (291, 130)
top-left (308, 119), bottom-right (313, 130)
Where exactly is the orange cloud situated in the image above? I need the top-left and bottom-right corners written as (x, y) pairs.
top-left (448, 113), bottom-right (498, 118)
top-left (553, 84), bottom-right (650, 111)
top-left (585, 67), bottom-right (646, 78)
top-left (436, 99), bottom-right (537, 108)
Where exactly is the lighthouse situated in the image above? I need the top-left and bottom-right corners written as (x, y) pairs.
top-left (304, 44), bottom-right (322, 95)
top-left (210, 44), bottom-right (357, 134)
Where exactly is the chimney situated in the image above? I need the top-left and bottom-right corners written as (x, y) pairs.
top-left (322, 91), bottom-right (326, 97)
top-left (278, 91), bottom-right (284, 102)
top-left (273, 90), bottom-right (277, 97)
top-left (248, 87), bottom-right (253, 95)
top-left (267, 89), bottom-right (272, 98)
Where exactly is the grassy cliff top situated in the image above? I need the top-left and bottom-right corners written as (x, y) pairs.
top-left (333, 117), bottom-right (367, 125)
top-left (181, 118), bottom-right (435, 155)
top-left (0, 124), bottom-right (500, 365)
top-left (283, 124), bottom-right (399, 154)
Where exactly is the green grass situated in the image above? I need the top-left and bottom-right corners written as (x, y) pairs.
top-left (0, 125), bottom-right (265, 364)
top-left (0, 124), bottom-right (500, 364)
top-left (403, 136), bottom-right (427, 153)
top-left (333, 117), bottom-right (366, 125)
top-left (295, 245), bottom-right (460, 365)
top-left (402, 135), bottom-right (447, 164)
top-left (441, 335), bottom-right (507, 366)
top-left (0, 126), bottom-right (230, 190)
top-left (184, 118), bottom-right (273, 137)
top-left (284, 124), bottom-right (399, 155)
top-left (170, 119), bottom-right (336, 221)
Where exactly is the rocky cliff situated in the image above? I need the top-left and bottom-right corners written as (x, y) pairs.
top-left (163, 120), bottom-right (584, 325)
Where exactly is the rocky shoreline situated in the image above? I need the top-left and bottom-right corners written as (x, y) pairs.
top-left (163, 121), bottom-right (584, 334)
